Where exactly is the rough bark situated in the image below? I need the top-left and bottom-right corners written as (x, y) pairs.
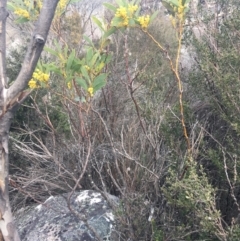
top-left (0, 0), bottom-right (59, 240)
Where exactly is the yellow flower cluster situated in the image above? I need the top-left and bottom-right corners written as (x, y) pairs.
top-left (28, 79), bottom-right (38, 89)
top-left (14, 0), bottom-right (43, 21)
top-left (23, 0), bottom-right (42, 9)
top-left (177, 5), bottom-right (185, 19)
top-left (67, 82), bottom-right (72, 90)
top-left (169, 0), bottom-right (186, 21)
top-left (178, 6), bottom-right (184, 13)
top-left (170, 15), bottom-right (176, 28)
top-left (58, 0), bottom-right (68, 10)
top-left (138, 15), bottom-right (150, 29)
top-left (115, 6), bottom-right (127, 18)
top-left (115, 6), bottom-right (128, 26)
top-left (14, 8), bottom-right (30, 19)
top-left (88, 87), bottom-right (94, 97)
top-left (28, 69), bottom-right (50, 89)
top-left (84, 65), bottom-right (90, 71)
top-left (33, 69), bottom-right (49, 82)
top-left (23, 0), bottom-right (30, 7)
top-left (55, 0), bottom-right (68, 15)
top-left (35, 0), bottom-right (43, 10)
top-left (128, 4), bottom-right (138, 14)
top-left (13, 0), bottom-right (73, 22)
top-left (115, 4), bottom-right (138, 27)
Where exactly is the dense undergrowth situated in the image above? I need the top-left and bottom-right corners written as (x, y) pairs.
top-left (8, 0), bottom-right (240, 240)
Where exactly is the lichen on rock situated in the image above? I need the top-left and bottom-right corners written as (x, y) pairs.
top-left (16, 190), bottom-right (119, 241)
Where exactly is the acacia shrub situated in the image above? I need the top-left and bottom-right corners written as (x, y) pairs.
top-left (9, 4), bottom-right (180, 240)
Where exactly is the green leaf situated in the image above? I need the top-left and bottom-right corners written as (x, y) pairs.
top-left (14, 0), bottom-right (26, 5)
top-left (115, 0), bottom-right (124, 6)
top-left (150, 10), bottom-right (159, 23)
top-left (36, 61), bottom-right (43, 71)
top-left (93, 73), bottom-right (107, 91)
top-left (95, 62), bottom-right (105, 72)
top-left (47, 63), bottom-right (61, 75)
top-left (182, 0), bottom-right (191, 5)
top-left (66, 50), bottom-right (76, 71)
top-left (128, 18), bottom-right (135, 27)
top-left (15, 17), bottom-right (29, 24)
top-left (92, 16), bottom-right (104, 31)
top-left (103, 27), bottom-right (117, 39)
top-left (134, 1), bottom-right (141, 17)
top-left (167, 0), bottom-right (179, 7)
top-left (90, 52), bottom-right (100, 68)
top-left (111, 17), bottom-right (123, 27)
top-left (54, 39), bottom-right (62, 51)
top-left (9, 0), bottom-right (20, 7)
top-left (86, 48), bottom-right (93, 64)
top-left (65, 74), bottom-right (73, 82)
top-left (63, 45), bottom-right (68, 58)
top-left (102, 54), bottom-right (112, 64)
top-left (162, 1), bottom-right (175, 16)
top-left (122, 0), bottom-right (128, 6)
top-left (93, 82), bottom-right (107, 92)
top-left (7, 2), bottom-right (15, 11)
top-left (135, 5), bottom-right (141, 16)
top-left (83, 35), bottom-right (94, 47)
top-left (76, 77), bottom-right (88, 90)
top-left (71, 59), bottom-right (82, 72)
top-left (80, 66), bottom-right (90, 82)
top-left (44, 47), bottom-right (59, 57)
top-left (103, 3), bottom-right (117, 12)
top-left (100, 39), bottom-right (111, 49)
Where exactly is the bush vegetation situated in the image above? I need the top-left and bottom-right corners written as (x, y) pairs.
top-left (8, 0), bottom-right (240, 240)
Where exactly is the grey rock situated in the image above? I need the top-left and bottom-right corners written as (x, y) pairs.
top-left (16, 190), bottom-right (119, 241)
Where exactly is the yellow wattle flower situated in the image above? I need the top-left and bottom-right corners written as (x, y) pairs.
top-left (58, 0), bottom-right (67, 10)
top-left (67, 82), bottom-right (72, 89)
top-left (88, 87), bottom-right (94, 97)
top-left (122, 17), bottom-right (129, 26)
top-left (128, 4), bottom-right (138, 14)
top-left (29, 68), bottom-right (50, 88)
top-left (178, 5), bottom-right (184, 14)
top-left (115, 6), bottom-right (127, 18)
top-left (138, 15), bottom-right (150, 29)
top-left (114, 4), bottom-right (139, 27)
top-left (84, 65), bottom-right (90, 71)
top-left (14, 8), bottom-right (30, 19)
top-left (28, 79), bottom-right (38, 89)
top-left (42, 73), bottom-right (50, 82)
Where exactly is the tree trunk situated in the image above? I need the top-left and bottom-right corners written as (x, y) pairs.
top-left (0, 0), bottom-right (59, 240)
top-left (0, 112), bottom-right (20, 241)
